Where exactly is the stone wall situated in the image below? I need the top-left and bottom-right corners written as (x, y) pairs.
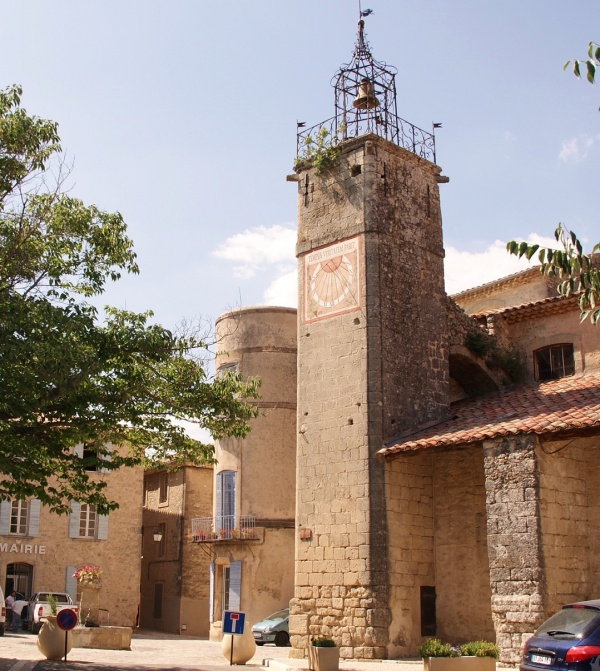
top-left (538, 436), bottom-right (600, 612)
top-left (434, 448), bottom-right (494, 644)
top-left (293, 135), bottom-right (449, 658)
top-left (0, 461), bottom-right (143, 629)
top-left (386, 452), bottom-right (435, 657)
top-left (483, 436), bottom-right (544, 665)
top-left (141, 466), bottom-right (213, 635)
top-left (386, 446), bottom-right (493, 656)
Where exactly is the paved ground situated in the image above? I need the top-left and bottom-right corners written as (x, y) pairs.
top-left (0, 629), bottom-right (423, 671)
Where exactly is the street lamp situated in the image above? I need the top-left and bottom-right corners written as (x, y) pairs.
top-left (153, 528), bottom-right (163, 542)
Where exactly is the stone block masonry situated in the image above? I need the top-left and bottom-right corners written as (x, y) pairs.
top-left (292, 134), bottom-right (449, 658)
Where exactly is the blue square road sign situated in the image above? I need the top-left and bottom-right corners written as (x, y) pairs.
top-left (223, 610), bottom-right (246, 635)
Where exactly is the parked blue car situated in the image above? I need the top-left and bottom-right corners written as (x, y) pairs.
top-left (252, 608), bottom-right (289, 647)
top-left (521, 600), bottom-right (600, 671)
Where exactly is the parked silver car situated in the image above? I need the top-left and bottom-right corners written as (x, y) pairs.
top-left (252, 608), bottom-right (289, 646)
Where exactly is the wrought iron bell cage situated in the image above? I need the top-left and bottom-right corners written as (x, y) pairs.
top-left (332, 19), bottom-right (399, 142)
top-left (296, 16), bottom-right (436, 164)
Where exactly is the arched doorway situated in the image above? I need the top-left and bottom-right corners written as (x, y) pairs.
top-left (6, 562), bottom-right (33, 598)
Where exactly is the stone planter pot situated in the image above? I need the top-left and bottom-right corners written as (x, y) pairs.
top-left (423, 657), bottom-right (496, 671)
top-left (79, 582), bottom-right (102, 627)
top-left (36, 616), bottom-right (73, 660)
top-left (308, 645), bottom-right (340, 671)
top-left (220, 627), bottom-right (257, 665)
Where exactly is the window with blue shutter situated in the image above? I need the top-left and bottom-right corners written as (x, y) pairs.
top-left (0, 500), bottom-right (10, 535)
top-left (228, 561), bottom-right (242, 611)
top-left (28, 499), bottom-right (40, 537)
top-left (66, 565), bottom-right (77, 602)
top-left (209, 562), bottom-right (215, 623)
top-left (216, 470), bottom-right (236, 532)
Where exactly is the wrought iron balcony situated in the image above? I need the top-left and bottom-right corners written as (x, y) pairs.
top-left (190, 515), bottom-right (257, 542)
top-left (296, 112), bottom-right (436, 166)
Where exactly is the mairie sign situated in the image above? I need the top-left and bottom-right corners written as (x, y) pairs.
top-left (223, 610), bottom-right (245, 635)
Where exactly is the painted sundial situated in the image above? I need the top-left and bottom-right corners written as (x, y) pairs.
top-left (303, 236), bottom-right (360, 323)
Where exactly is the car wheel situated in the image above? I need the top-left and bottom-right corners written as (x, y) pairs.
top-left (275, 631), bottom-right (289, 647)
top-left (32, 622), bottom-right (41, 635)
top-left (0, 625), bottom-right (4, 636)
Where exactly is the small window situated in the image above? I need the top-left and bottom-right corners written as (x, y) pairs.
top-left (10, 500), bottom-right (29, 535)
top-left (535, 344), bottom-right (575, 381)
top-left (156, 522), bottom-right (166, 558)
top-left (79, 504), bottom-right (97, 538)
top-left (158, 472), bottom-right (168, 505)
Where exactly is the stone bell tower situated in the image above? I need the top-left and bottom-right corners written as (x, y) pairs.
top-left (290, 14), bottom-right (450, 659)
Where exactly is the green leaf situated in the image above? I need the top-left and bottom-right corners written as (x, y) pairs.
top-left (574, 60), bottom-right (581, 78)
top-left (525, 244), bottom-right (539, 260)
top-left (586, 60), bottom-right (596, 84)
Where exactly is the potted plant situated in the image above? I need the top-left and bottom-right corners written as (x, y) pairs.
top-left (308, 636), bottom-right (339, 671)
top-left (419, 639), bottom-right (498, 671)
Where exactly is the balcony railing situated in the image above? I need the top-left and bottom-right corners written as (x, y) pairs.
top-left (296, 112), bottom-right (437, 165)
top-left (190, 515), bottom-right (257, 542)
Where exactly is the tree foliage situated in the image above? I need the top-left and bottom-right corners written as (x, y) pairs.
top-left (506, 43), bottom-right (600, 324)
top-left (0, 85), bottom-right (260, 514)
top-left (507, 225), bottom-right (600, 324)
top-left (564, 41), bottom-right (599, 85)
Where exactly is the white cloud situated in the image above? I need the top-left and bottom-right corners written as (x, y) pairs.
top-left (212, 224), bottom-right (296, 279)
top-left (558, 135), bottom-right (598, 163)
top-left (213, 225), bottom-right (559, 309)
top-left (444, 234), bottom-right (556, 295)
top-left (263, 267), bottom-right (297, 307)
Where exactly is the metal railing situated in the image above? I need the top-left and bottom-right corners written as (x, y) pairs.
top-left (296, 112), bottom-right (436, 164)
top-left (190, 515), bottom-right (257, 542)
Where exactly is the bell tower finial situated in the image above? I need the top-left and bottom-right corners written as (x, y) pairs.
top-left (296, 8), bottom-right (437, 164)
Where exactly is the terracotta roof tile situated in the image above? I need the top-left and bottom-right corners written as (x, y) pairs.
top-left (472, 293), bottom-right (579, 323)
top-left (379, 373), bottom-right (600, 458)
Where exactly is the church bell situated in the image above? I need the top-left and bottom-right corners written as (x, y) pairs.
top-left (353, 77), bottom-right (380, 110)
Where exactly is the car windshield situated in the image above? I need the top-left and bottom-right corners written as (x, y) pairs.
top-left (536, 607), bottom-right (600, 639)
top-left (266, 610), bottom-right (288, 622)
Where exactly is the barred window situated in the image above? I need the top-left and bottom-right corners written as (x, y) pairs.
top-left (534, 344), bottom-right (575, 381)
top-left (10, 500), bottom-right (29, 535)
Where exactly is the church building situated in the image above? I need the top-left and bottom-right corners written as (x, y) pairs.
top-left (284, 14), bottom-right (600, 666)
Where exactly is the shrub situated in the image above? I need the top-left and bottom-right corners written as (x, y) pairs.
top-left (311, 636), bottom-right (336, 647)
top-left (418, 639), bottom-right (459, 658)
top-left (459, 641), bottom-right (499, 658)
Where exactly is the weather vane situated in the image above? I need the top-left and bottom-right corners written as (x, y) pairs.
top-left (358, 1), bottom-right (373, 18)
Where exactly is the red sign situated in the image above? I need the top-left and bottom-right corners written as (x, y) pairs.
top-left (56, 608), bottom-right (78, 631)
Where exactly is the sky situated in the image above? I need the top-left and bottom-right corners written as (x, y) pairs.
top-left (2, 1), bottom-right (599, 335)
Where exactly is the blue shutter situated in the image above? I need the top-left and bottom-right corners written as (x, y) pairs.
top-left (65, 565), bottom-right (77, 602)
top-left (28, 499), bottom-right (41, 537)
top-left (216, 471), bottom-right (236, 531)
top-left (229, 561), bottom-right (241, 611)
top-left (215, 473), bottom-right (222, 525)
top-left (209, 562), bottom-right (215, 623)
top-left (97, 514), bottom-right (108, 540)
top-left (0, 500), bottom-right (10, 535)
top-left (69, 502), bottom-right (80, 538)
top-left (223, 472), bottom-right (236, 518)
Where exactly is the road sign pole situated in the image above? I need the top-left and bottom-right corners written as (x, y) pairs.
top-left (64, 630), bottom-right (68, 662)
top-left (230, 634), bottom-right (234, 666)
